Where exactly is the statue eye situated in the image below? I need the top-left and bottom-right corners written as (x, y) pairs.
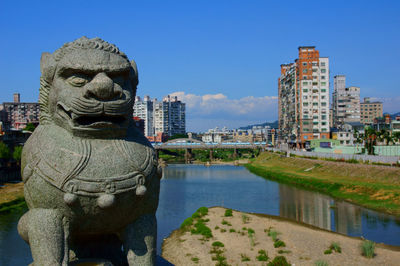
top-left (66, 74), bottom-right (91, 87)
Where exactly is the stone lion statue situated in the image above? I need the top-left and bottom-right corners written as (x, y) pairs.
top-left (18, 37), bottom-right (161, 266)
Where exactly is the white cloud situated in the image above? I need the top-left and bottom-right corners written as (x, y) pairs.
top-left (169, 91), bottom-right (278, 132)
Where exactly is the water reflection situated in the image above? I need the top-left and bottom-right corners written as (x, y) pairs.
top-left (1, 164), bottom-right (400, 265)
top-left (279, 185), bottom-right (363, 235)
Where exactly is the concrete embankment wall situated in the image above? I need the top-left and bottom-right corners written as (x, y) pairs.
top-left (267, 148), bottom-right (400, 164)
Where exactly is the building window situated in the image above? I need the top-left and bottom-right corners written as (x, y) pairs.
top-left (303, 69), bottom-right (308, 73)
top-left (321, 76), bottom-right (326, 80)
top-left (321, 89), bottom-right (326, 92)
top-left (303, 89), bottom-right (308, 92)
top-left (321, 62), bottom-right (326, 66)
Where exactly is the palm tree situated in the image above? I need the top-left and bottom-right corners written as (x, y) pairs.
top-left (364, 127), bottom-right (377, 155)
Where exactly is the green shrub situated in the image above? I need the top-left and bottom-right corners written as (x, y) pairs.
top-left (215, 226), bottom-right (220, 230)
top-left (241, 253), bottom-right (250, 261)
top-left (191, 257), bottom-right (199, 263)
top-left (315, 260), bottom-right (328, 266)
top-left (229, 229), bottom-right (236, 233)
top-left (256, 249), bottom-right (269, 261)
top-left (330, 242), bottom-right (341, 253)
top-left (191, 220), bottom-right (212, 238)
top-left (361, 240), bottom-right (375, 258)
top-left (267, 256), bottom-right (290, 266)
top-left (180, 217), bottom-right (193, 229)
top-left (224, 209), bottom-right (233, 217)
top-left (220, 228), bottom-right (226, 233)
top-left (324, 249), bottom-right (332, 254)
top-left (274, 240), bottom-right (286, 248)
top-left (212, 241), bottom-right (225, 247)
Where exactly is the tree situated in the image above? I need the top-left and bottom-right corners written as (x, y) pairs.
top-left (364, 127), bottom-right (377, 155)
top-left (0, 142), bottom-right (10, 159)
top-left (24, 123), bottom-right (36, 132)
top-left (13, 146), bottom-right (23, 163)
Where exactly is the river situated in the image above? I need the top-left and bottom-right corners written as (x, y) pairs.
top-left (1, 164), bottom-right (399, 265)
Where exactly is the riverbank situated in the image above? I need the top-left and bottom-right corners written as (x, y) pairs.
top-left (162, 207), bottom-right (400, 266)
top-left (0, 182), bottom-right (25, 213)
top-left (246, 152), bottom-right (400, 216)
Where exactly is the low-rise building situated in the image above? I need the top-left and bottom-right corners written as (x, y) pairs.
top-left (0, 93), bottom-right (40, 130)
top-left (360, 97), bottom-right (383, 125)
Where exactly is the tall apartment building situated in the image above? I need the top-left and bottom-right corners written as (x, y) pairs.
top-left (332, 75), bottom-right (360, 127)
top-left (360, 97), bottom-right (383, 125)
top-left (133, 95), bottom-right (186, 137)
top-left (278, 46), bottom-right (330, 147)
top-left (133, 95), bottom-right (154, 136)
top-left (0, 93), bottom-right (40, 130)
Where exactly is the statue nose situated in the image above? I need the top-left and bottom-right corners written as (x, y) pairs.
top-left (84, 73), bottom-right (121, 100)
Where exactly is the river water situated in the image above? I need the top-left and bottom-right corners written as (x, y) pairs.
top-left (1, 164), bottom-right (400, 265)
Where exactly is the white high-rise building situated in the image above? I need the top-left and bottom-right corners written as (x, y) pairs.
top-left (134, 95), bottom-right (186, 137)
top-left (133, 96), bottom-right (154, 136)
top-left (332, 75), bottom-right (360, 127)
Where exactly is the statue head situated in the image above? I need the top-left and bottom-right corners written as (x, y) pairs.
top-left (39, 37), bottom-right (138, 138)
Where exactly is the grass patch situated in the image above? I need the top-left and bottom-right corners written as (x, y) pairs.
top-left (274, 240), bottom-right (286, 248)
top-left (247, 228), bottom-right (256, 247)
top-left (180, 217), bottom-right (194, 230)
top-left (361, 240), bottom-right (375, 258)
top-left (221, 219), bottom-right (231, 226)
top-left (241, 253), bottom-right (250, 261)
top-left (329, 242), bottom-right (341, 253)
top-left (245, 152), bottom-right (400, 216)
top-left (191, 257), bottom-right (199, 263)
top-left (315, 260), bottom-right (328, 266)
top-left (224, 209), bottom-right (233, 217)
top-left (0, 197), bottom-right (26, 213)
top-left (229, 228), bottom-right (236, 233)
top-left (191, 220), bottom-right (212, 238)
top-left (267, 229), bottom-right (279, 241)
top-left (256, 249), bottom-right (269, 261)
top-left (212, 241), bottom-right (225, 247)
top-left (278, 250), bottom-right (291, 254)
top-left (242, 214), bottom-right (250, 224)
top-left (267, 255), bottom-right (290, 266)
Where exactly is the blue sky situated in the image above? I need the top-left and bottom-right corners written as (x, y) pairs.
top-left (0, 0), bottom-right (399, 132)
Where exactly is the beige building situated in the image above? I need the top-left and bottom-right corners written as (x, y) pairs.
top-left (360, 97), bottom-right (383, 125)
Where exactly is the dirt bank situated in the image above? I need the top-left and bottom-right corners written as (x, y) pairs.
top-left (162, 207), bottom-right (400, 266)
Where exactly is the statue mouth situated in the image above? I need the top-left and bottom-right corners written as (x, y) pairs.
top-left (57, 102), bottom-right (129, 129)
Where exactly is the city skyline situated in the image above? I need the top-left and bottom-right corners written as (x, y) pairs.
top-left (1, 1), bottom-right (399, 132)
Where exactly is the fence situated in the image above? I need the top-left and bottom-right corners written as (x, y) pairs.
top-left (267, 148), bottom-right (400, 164)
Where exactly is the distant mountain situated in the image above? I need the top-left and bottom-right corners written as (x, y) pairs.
top-left (239, 120), bottom-right (279, 130)
top-left (390, 112), bottom-right (400, 119)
